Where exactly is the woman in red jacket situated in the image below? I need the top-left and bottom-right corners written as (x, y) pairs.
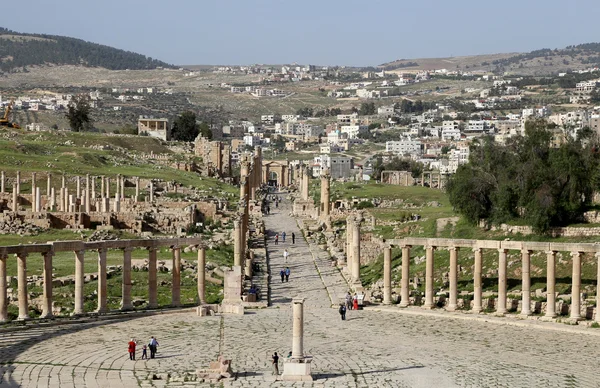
top-left (128, 339), bottom-right (137, 360)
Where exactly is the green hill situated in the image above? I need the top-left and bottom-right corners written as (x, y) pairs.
top-left (0, 27), bottom-right (175, 72)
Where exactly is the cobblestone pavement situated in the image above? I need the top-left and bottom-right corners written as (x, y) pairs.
top-left (2, 195), bottom-right (600, 387)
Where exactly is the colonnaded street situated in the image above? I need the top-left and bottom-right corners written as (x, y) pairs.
top-left (1, 196), bottom-right (600, 387)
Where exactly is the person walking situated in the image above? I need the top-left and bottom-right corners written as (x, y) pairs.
top-left (339, 304), bottom-right (347, 320)
top-left (275, 234), bottom-right (279, 245)
top-left (285, 267), bottom-right (290, 282)
top-left (141, 345), bottom-right (148, 360)
top-left (128, 339), bottom-right (137, 360)
top-left (148, 336), bottom-right (159, 359)
top-left (353, 293), bottom-right (359, 310)
top-left (291, 232), bottom-right (295, 244)
top-left (282, 231), bottom-right (286, 243)
top-left (272, 352), bottom-right (280, 375)
top-left (345, 292), bottom-right (353, 310)
top-left (280, 268), bottom-right (285, 283)
top-left (283, 249), bottom-right (289, 263)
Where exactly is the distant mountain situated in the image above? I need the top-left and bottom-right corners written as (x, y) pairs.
top-left (380, 43), bottom-right (600, 76)
top-left (0, 27), bottom-right (175, 72)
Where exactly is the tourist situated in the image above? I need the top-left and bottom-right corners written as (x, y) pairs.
top-left (148, 336), bottom-right (159, 359)
top-left (282, 231), bottom-right (286, 242)
top-left (287, 351), bottom-right (292, 358)
top-left (339, 303), bottom-right (347, 320)
top-left (275, 234), bottom-right (279, 245)
top-left (353, 293), bottom-right (359, 310)
top-left (345, 292), bottom-right (353, 310)
top-left (128, 338), bottom-right (137, 360)
top-left (141, 345), bottom-right (148, 360)
top-left (280, 268), bottom-right (285, 283)
top-left (267, 206), bottom-right (270, 214)
top-left (272, 352), bottom-right (280, 375)
top-left (291, 232), bottom-right (295, 244)
top-left (283, 249), bottom-right (289, 263)
top-left (285, 267), bottom-right (290, 282)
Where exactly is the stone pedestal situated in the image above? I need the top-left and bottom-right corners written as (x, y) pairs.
top-left (221, 266), bottom-right (244, 314)
top-left (281, 298), bottom-right (312, 381)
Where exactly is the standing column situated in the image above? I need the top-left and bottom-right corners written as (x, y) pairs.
top-left (17, 252), bottom-right (29, 320)
top-left (85, 174), bottom-right (91, 213)
top-left (233, 219), bottom-right (242, 266)
top-left (120, 176), bottom-right (125, 199)
top-left (497, 248), bottom-right (508, 315)
top-left (115, 175), bottom-right (120, 200)
top-left (50, 187), bottom-right (56, 211)
top-left (570, 251), bottom-right (582, 320)
top-left (197, 247), bottom-right (206, 304)
top-left (172, 247), bottom-right (181, 307)
top-left (106, 177), bottom-right (110, 198)
top-left (101, 176), bottom-right (105, 199)
top-left (16, 170), bottom-right (20, 194)
top-left (291, 298), bottom-right (305, 359)
top-left (0, 253), bottom-right (7, 322)
top-left (35, 187), bottom-right (41, 213)
top-left (31, 172), bottom-right (37, 211)
top-left (399, 245), bottom-right (411, 307)
top-left (521, 249), bottom-right (532, 316)
top-left (351, 218), bottom-right (361, 284)
top-left (344, 216), bottom-right (354, 268)
top-left (320, 169), bottom-right (330, 221)
top-left (423, 245), bottom-right (435, 309)
top-left (148, 248), bottom-right (158, 308)
top-left (73, 250), bottom-right (85, 315)
top-left (149, 181), bottom-right (154, 202)
top-left (41, 251), bottom-right (54, 318)
top-left (121, 247), bottom-right (133, 311)
top-left (76, 176), bottom-right (81, 199)
top-left (383, 246), bottom-right (392, 305)
top-left (302, 166), bottom-right (309, 200)
top-left (91, 176), bottom-right (96, 200)
top-left (12, 184), bottom-right (17, 211)
top-left (47, 173), bottom-right (51, 197)
top-left (114, 192), bottom-right (120, 212)
top-left (97, 248), bottom-right (108, 313)
top-left (447, 246), bottom-right (459, 311)
top-left (135, 177), bottom-right (140, 201)
top-left (421, 172), bottom-right (424, 187)
top-left (596, 252), bottom-right (600, 323)
top-left (545, 250), bottom-right (557, 318)
top-left (473, 247), bottom-right (483, 313)
top-left (0, 171), bottom-right (4, 193)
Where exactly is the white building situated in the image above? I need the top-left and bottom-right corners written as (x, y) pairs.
top-left (385, 138), bottom-right (422, 156)
top-left (441, 128), bottom-right (461, 141)
top-left (340, 125), bottom-right (368, 139)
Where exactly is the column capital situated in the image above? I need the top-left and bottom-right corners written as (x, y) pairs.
top-left (570, 251), bottom-right (581, 258)
top-left (97, 247), bottom-right (108, 254)
top-left (472, 247), bottom-right (482, 253)
top-left (122, 247), bottom-right (134, 253)
top-left (425, 245), bottom-right (436, 251)
top-left (16, 252), bottom-right (29, 259)
top-left (497, 248), bottom-right (508, 254)
top-left (448, 246), bottom-right (459, 252)
top-left (595, 251), bottom-right (600, 259)
top-left (42, 250), bottom-right (54, 258)
top-left (545, 250), bottom-right (556, 256)
top-left (520, 248), bottom-right (532, 254)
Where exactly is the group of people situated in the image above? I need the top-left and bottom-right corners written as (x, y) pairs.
top-left (274, 232), bottom-right (295, 245)
top-left (279, 267), bottom-right (291, 282)
top-left (127, 336), bottom-right (159, 360)
top-left (339, 292), bottom-right (360, 320)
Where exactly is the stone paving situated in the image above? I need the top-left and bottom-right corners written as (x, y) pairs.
top-left (1, 195), bottom-right (600, 387)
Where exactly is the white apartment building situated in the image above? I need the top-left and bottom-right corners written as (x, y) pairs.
top-left (340, 124), bottom-right (368, 139)
top-left (441, 128), bottom-right (461, 141)
top-left (385, 138), bottom-right (422, 156)
top-left (576, 80), bottom-right (600, 92)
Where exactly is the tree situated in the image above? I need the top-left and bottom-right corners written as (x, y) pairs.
top-left (171, 111), bottom-right (199, 141)
top-left (65, 94), bottom-right (93, 132)
top-left (199, 122), bottom-right (212, 140)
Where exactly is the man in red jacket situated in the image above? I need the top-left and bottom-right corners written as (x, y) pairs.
top-left (128, 339), bottom-right (137, 360)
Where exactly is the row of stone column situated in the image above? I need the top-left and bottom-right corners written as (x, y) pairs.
top-left (380, 245), bottom-right (596, 320)
top-left (345, 215), bottom-right (363, 290)
top-left (420, 172), bottom-right (444, 189)
top-left (319, 169), bottom-right (330, 222)
top-left (0, 246), bottom-right (207, 322)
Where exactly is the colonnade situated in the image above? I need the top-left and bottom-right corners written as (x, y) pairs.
top-left (0, 237), bottom-right (207, 322)
top-left (379, 237), bottom-right (599, 320)
top-left (420, 171), bottom-right (445, 190)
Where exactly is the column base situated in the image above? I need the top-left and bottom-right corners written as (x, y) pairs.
top-left (96, 307), bottom-right (108, 314)
top-left (399, 302), bottom-right (409, 308)
top-left (422, 304), bottom-right (434, 310)
top-left (39, 313), bottom-right (53, 319)
top-left (17, 315), bottom-right (30, 321)
top-left (471, 308), bottom-right (482, 314)
top-left (569, 315), bottom-right (583, 322)
top-left (520, 311), bottom-right (532, 317)
top-left (281, 357), bottom-right (312, 381)
top-left (121, 305), bottom-right (133, 312)
top-left (445, 305), bottom-right (457, 312)
top-left (148, 303), bottom-right (158, 309)
top-left (541, 314), bottom-right (557, 321)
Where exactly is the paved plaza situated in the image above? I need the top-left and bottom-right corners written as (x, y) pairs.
top-left (1, 196), bottom-right (600, 387)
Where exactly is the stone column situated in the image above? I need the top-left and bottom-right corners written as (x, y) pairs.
top-left (12, 184), bottom-right (17, 211)
top-left (291, 298), bottom-right (305, 359)
top-left (41, 251), bottom-right (54, 318)
top-left (91, 176), bottom-right (96, 200)
top-left (46, 173), bottom-right (51, 196)
top-left (50, 187), bottom-right (56, 211)
top-left (473, 247), bottom-right (483, 313)
top-left (114, 192), bottom-right (120, 212)
top-left (16, 170), bottom-right (20, 194)
top-left (148, 248), bottom-right (158, 308)
top-left (344, 216), bottom-right (354, 267)
top-left (97, 248), bottom-right (108, 313)
top-left (198, 247), bottom-right (206, 304)
top-left (570, 251), bottom-right (582, 320)
top-left (120, 176), bottom-right (125, 199)
top-left (233, 218), bottom-right (242, 267)
top-left (497, 248), bottom-right (508, 315)
top-left (521, 249), bottom-right (532, 316)
top-left (421, 172), bottom-right (424, 187)
top-left (0, 171), bottom-right (4, 193)
top-left (115, 175), bottom-right (120, 200)
top-left (76, 176), bottom-right (81, 199)
top-left (85, 174), bottom-right (91, 213)
top-left (383, 246), bottom-right (392, 305)
top-left (596, 252), bottom-right (600, 322)
top-left (61, 174), bottom-right (65, 189)
top-left (302, 166), bottom-right (309, 200)
top-left (31, 172), bottom-right (37, 211)
top-left (172, 247), bottom-right (181, 307)
top-left (100, 176), bottom-right (105, 199)
top-left (545, 250), bottom-right (557, 318)
top-left (400, 245), bottom-right (411, 307)
top-left (351, 218), bottom-right (361, 284)
top-left (106, 177), bottom-right (110, 198)
top-left (135, 177), bottom-right (140, 201)
top-left (0, 253), bottom-right (7, 322)
top-left (245, 251), bottom-right (253, 278)
top-left (73, 250), bottom-right (85, 315)
top-left (447, 246), bottom-right (459, 311)
top-left (121, 247), bottom-right (133, 311)
top-left (320, 170), bottom-right (330, 221)
top-left (149, 181), bottom-right (154, 202)
top-left (35, 187), bottom-right (41, 213)
top-left (423, 245), bottom-right (435, 309)
top-left (17, 252), bottom-right (29, 320)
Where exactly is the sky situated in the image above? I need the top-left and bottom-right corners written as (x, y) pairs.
top-left (3, 0), bottom-right (600, 67)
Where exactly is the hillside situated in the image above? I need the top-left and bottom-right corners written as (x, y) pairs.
top-left (0, 27), bottom-right (175, 72)
top-left (380, 42), bottom-right (600, 76)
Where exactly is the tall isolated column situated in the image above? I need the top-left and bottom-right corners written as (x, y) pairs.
top-left (233, 218), bottom-right (242, 266)
top-left (31, 172), bottom-right (36, 211)
top-left (383, 246), bottom-right (392, 305)
top-left (148, 248), bottom-right (158, 308)
top-left (197, 247), bottom-right (206, 304)
top-left (320, 169), bottom-right (330, 221)
top-left (447, 246), bottom-right (459, 311)
top-left (0, 170), bottom-right (4, 193)
top-left (16, 170), bottom-right (20, 194)
top-left (17, 252), bottom-right (29, 320)
top-left (91, 176), bottom-right (96, 200)
top-left (41, 251), bottom-right (54, 319)
top-left (100, 176), bottom-right (105, 199)
top-left (423, 245), bottom-right (435, 309)
top-left (545, 250), bottom-right (557, 318)
top-left (50, 187), bottom-right (56, 211)
top-left (46, 173), bottom-right (51, 197)
top-left (291, 298), bottom-right (305, 359)
top-left (497, 248), bottom-right (508, 315)
top-left (344, 216), bottom-right (354, 267)
top-left (400, 245), bottom-right (411, 307)
top-left (302, 166), bottom-right (309, 200)
top-left (106, 176), bottom-right (110, 198)
top-left (85, 174), bottom-right (91, 213)
top-left (570, 251), bottom-right (582, 320)
top-left (149, 181), bottom-right (154, 202)
top-left (73, 250), bottom-right (85, 315)
top-left (122, 247), bottom-right (133, 311)
top-left (12, 184), bottom-right (17, 211)
top-left (135, 177), bottom-right (140, 201)
top-left (172, 247), bottom-right (181, 307)
top-left (521, 249), bottom-right (532, 316)
top-left (0, 253), bottom-right (7, 322)
top-left (115, 174), bottom-right (120, 200)
top-left (76, 176), bottom-right (81, 199)
top-left (351, 218), bottom-right (361, 284)
top-left (473, 247), bottom-right (483, 313)
top-left (35, 187), bottom-right (41, 213)
top-left (97, 248), bottom-right (108, 313)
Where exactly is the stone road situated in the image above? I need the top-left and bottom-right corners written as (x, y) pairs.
top-left (1, 194), bottom-right (600, 387)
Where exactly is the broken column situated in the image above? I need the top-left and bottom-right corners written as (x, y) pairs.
top-left (16, 170), bottom-right (20, 194)
top-left (282, 298), bottom-right (312, 381)
top-left (135, 177), bottom-right (140, 201)
top-left (149, 181), bottom-right (154, 202)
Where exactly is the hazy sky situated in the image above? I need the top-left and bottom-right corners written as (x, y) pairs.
top-left (3, 0), bottom-right (599, 66)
